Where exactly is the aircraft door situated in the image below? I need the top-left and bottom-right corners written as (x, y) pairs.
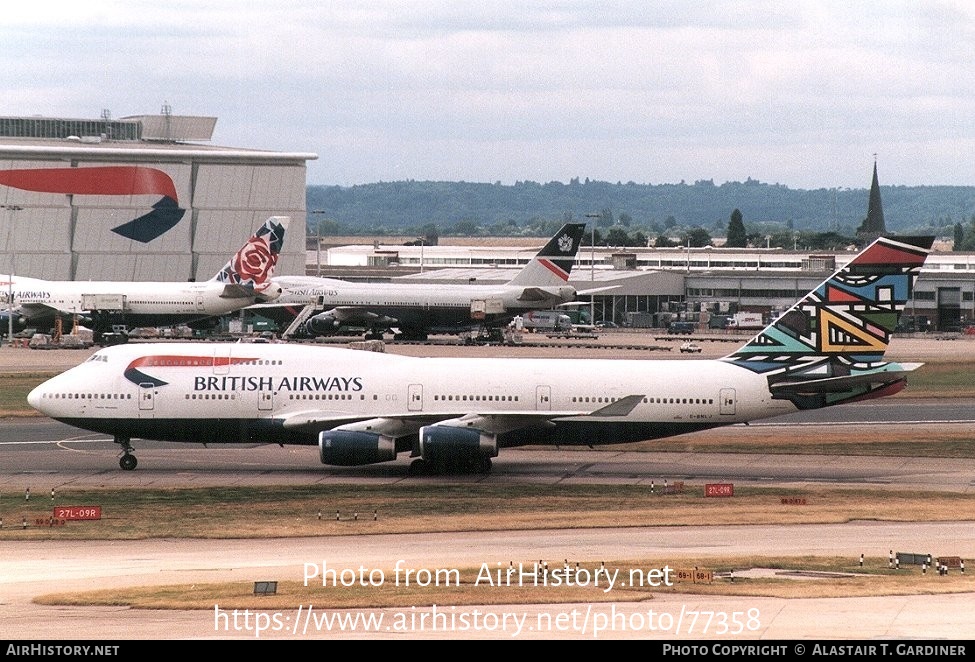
top-left (213, 344), bottom-right (231, 375)
top-left (408, 384), bottom-right (423, 411)
top-left (536, 385), bottom-right (551, 411)
top-left (138, 385), bottom-right (155, 411)
top-left (719, 388), bottom-right (736, 415)
top-left (196, 295), bottom-right (206, 312)
top-left (258, 389), bottom-right (273, 411)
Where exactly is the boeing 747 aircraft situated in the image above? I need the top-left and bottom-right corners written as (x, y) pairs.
top-left (258, 223), bottom-right (586, 340)
top-left (29, 235), bottom-right (933, 473)
top-left (1, 216), bottom-right (288, 338)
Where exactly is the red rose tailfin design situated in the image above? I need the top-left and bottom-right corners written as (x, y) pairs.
top-left (212, 216), bottom-right (289, 300)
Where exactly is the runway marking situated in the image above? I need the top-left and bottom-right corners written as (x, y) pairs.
top-left (750, 419), bottom-right (975, 427)
top-left (0, 438), bottom-right (108, 446)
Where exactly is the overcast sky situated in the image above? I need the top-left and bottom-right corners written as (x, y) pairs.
top-left (4, 1), bottom-right (975, 189)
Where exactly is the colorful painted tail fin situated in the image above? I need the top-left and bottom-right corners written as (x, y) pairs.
top-left (506, 223), bottom-right (587, 287)
top-left (212, 216), bottom-right (289, 296)
top-left (723, 235), bottom-right (934, 408)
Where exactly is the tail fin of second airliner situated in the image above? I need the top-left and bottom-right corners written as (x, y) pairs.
top-left (506, 223), bottom-right (586, 287)
top-left (722, 235), bottom-right (934, 408)
top-left (212, 216), bottom-right (289, 298)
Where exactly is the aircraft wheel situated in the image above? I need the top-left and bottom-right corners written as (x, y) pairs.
top-left (119, 454), bottom-right (138, 471)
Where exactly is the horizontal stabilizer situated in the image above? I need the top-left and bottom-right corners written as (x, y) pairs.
top-left (219, 283), bottom-right (257, 299)
top-left (516, 287), bottom-right (564, 303)
top-left (575, 285), bottom-right (620, 296)
top-left (769, 365), bottom-right (922, 396)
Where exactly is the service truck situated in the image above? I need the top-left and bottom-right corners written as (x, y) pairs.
top-left (519, 310), bottom-right (573, 333)
top-left (725, 312), bottom-right (764, 330)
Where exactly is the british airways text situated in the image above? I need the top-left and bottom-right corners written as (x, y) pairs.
top-left (194, 376), bottom-right (363, 392)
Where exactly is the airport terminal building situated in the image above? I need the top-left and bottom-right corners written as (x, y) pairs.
top-left (316, 241), bottom-right (974, 332)
top-left (0, 112), bottom-right (315, 282)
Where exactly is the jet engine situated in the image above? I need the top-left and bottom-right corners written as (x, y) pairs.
top-left (319, 430), bottom-right (396, 466)
top-left (0, 310), bottom-right (25, 329)
top-left (302, 312), bottom-right (340, 336)
top-left (417, 424), bottom-right (498, 472)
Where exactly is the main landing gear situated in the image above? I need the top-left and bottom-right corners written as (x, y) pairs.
top-left (115, 436), bottom-right (138, 471)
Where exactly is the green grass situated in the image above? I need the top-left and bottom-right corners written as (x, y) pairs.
top-left (4, 484), bottom-right (975, 540)
top-left (900, 363), bottom-right (975, 397)
top-left (0, 373), bottom-right (53, 415)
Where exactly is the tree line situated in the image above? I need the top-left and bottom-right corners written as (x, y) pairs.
top-left (306, 178), bottom-right (975, 249)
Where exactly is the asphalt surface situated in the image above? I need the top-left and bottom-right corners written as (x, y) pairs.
top-left (3, 417), bottom-right (975, 493)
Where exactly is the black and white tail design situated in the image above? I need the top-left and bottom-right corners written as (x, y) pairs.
top-left (506, 223), bottom-right (586, 287)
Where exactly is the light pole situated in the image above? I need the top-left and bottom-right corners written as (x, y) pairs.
top-left (309, 210), bottom-right (327, 276)
top-left (3, 205), bottom-right (22, 346)
top-left (5, 270), bottom-right (10, 346)
top-left (585, 213), bottom-right (600, 323)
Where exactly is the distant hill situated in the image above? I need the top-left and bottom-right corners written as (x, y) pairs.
top-left (306, 179), bottom-right (975, 237)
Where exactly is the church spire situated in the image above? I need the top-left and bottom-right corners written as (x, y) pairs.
top-left (857, 157), bottom-right (886, 239)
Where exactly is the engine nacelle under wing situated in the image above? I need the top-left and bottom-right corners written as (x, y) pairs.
top-left (319, 430), bottom-right (396, 466)
top-left (303, 312), bottom-right (340, 337)
top-left (418, 425), bottom-right (498, 465)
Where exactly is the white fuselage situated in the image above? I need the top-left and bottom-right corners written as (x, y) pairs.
top-left (271, 276), bottom-right (575, 330)
top-left (28, 342), bottom-right (792, 451)
top-left (2, 274), bottom-right (266, 329)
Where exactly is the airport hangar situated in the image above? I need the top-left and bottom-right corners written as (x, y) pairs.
top-left (0, 112), bottom-right (315, 282)
top-left (314, 240), bottom-right (974, 332)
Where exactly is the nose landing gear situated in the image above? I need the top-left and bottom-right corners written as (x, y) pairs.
top-left (115, 436), bottom-right (138, 470)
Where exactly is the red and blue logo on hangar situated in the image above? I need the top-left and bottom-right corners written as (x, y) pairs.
top-left (0, 166), bottom-right (185, 243)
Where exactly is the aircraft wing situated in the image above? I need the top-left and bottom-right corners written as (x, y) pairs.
top-left (277, 394), bottom-right (646, 434)
top-left (278, 410), bottom-right (572, 433)
top-left (248, 303), bottom-right (389, 322)
top-left (17, 301), bottom-right (77, 321)
top-left (326, 307), bottom-right (398, 325)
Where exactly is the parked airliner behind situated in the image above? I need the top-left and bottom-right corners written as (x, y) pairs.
top-left (256, 222), bottom-right (586, 340)
top-left (1, 216), bottom-right (289, 338)
top-left (29, 235), bottom-right (933, 473)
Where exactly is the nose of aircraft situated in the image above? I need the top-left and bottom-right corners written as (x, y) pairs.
top-left (27, 381), bottom-right (47, 413)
